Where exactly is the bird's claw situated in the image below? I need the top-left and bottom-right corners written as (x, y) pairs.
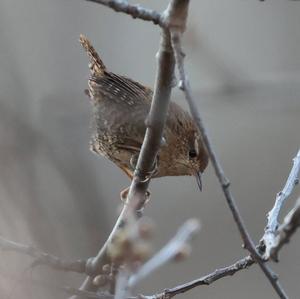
top-left (120, 187), bottom-right (151, 205)
top-left (120, 187), bottom-right (130, 203)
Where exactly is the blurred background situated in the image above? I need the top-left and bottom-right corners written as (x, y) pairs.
top-left (0, 0), bottom-right (299, 298)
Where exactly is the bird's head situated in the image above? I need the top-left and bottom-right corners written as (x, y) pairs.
top-left (158, 102), bottom-right (209, 190)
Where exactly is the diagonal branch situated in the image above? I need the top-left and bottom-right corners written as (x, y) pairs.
top-left (128, 219), bottom-right (200, 288)
top-left (86, 0), bottom-right (163, 26)
top-left (153, 255), bottom-right (255, 299)
top-left (262, 149), bottom-right (300, 260)
top-left (72, 1), bottom-right (189, 297)
top-left (169, 28), bottom-right (289, 299)
top-left (0, 236), bottom-right (87, 273)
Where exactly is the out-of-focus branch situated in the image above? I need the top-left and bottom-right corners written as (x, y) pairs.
top-left (86, 0), bottom-right (163, 26)
top-left (114, 268), bottom-right (131, 299)
top-left (65, 287), bottom-right (113, 299)
top-left (169, 27), bottom-right (289, 299)
top-left (0, 267), bottom-right (116, 299)
top-left (128, 219), bottom-right (200, 288)
top-left (0, 236), bottom-right (86, 273)
top-left (262, 149), bottom-right (300, 260)
top-left (270, 198), bottom-right (300, 261)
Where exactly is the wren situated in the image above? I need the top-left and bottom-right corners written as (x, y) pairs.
top-left (79, 35), bottom-right (208, 191)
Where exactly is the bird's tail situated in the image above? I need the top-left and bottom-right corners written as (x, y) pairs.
top-left (79, 34), bottom-right (106, 76)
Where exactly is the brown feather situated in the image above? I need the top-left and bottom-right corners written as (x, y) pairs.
top-left (80, 36), bottom-right (209, 181)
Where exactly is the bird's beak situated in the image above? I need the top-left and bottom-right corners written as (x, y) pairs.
top-left (195, 171), bottom-right (202, 192)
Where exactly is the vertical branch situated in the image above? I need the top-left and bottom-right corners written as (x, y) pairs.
top-left (124, 28), bottom-right (174, 212)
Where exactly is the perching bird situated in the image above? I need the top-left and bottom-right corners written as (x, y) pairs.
top-left (79, 35), bottom-right (208, 192)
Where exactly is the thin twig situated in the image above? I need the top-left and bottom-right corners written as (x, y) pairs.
top-left (169, 28), bottom-right (289, 299)
top-left (86, 0), bottom-right (163, 27)
top-left (153, 255), bottom-right (254, 299)
top-left (128, 219), bottom-right (200, 288)
top-left (270, 198), bottom-right (300, 261)
top-left (0, 236), bottom-right (87, 273)
top-left (262, 149), bottom-right (300, 260)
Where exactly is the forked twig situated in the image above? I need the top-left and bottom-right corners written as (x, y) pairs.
top-left (270, 198), bottom-right (300, 260)
top-left (262, 149), bottom-right (300, 260)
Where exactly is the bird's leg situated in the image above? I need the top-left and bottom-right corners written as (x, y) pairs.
top-left (119, 154), bottom-right (159, 204)
top-left (132, 154), bottom-right (159, 183)
top-left (120, 186), bottom-right (130, 203)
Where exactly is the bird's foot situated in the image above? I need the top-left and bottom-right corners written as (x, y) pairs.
top-left (120, 187), bottom-right (151, 205)
top-left (135, 160), bottom-right (159, 184)
top-left (120, 187), bottom-right (130, 203)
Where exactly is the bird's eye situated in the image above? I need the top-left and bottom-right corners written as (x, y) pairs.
top-left (189, 149), bottom-right (197, 159)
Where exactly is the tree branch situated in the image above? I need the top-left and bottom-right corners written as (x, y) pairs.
top-left (270, 198), bottom-right (300, 261)
top-left (149, 194), bottom-right (300, 299)
top-left (153, 255), bottom-right (254, 299)
top-left (261, 149), bottom-right (300, 260)
top-left (1, 1), bottom-right (299, 299)
top-left (128, 219), bottom-right (200, 288)
top-left (0, 236), bottom-right (87, 273)
top-left (169, 27), bottom-right (289, 299)
top-left (86, 0), bottom-right (163, 27)
top-left (64, 255), bottom-right (254, 299)
top-left (73, 1), bottom-right (189, 297)
top-left (2, 165), bottom-right (298, 299)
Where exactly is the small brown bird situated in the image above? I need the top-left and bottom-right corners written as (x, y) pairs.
top-left (79, 35), bottom-right (208, 191)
